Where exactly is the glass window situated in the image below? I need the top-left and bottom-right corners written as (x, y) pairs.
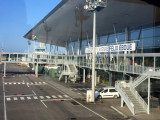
top-left (130, 30), bottom-right (140, 40)
top-left (117, 33), bottom-right (125, 42)
top-left (108, 34), bottom-right (116, 44)
top-left (103, 89), bottom-right (108, 93)
top-left (155, 26), bottom-right (160, 37)
top-left (142, 28), bottom-right (153, 38)
top-left (110, 89), bottom-right (116, 92)
top-left (100, 36), bottom-right (107, 45)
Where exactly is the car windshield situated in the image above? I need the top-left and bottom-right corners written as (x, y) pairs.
top-left (98, 88), bottom-right (104, 92)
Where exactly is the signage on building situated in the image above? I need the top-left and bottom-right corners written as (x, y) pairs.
top-left (85, 43), bottom-right (136, 53)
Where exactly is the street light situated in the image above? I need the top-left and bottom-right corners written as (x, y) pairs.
top-left (84, 0), bottom-right (107, 102)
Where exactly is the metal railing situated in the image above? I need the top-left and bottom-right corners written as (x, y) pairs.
top-left (131, 88), bottom-right (148, 112)
top-left (115, 81), bottom-right (135, 115)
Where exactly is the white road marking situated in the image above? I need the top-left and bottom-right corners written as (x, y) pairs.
top-left (43, 82), bottom-right (46, 84)
top-left (27, 83), bottom-right (30, 87)
top-left (13, 83), bottom-right (16, 85)
top-left (13, 97), bottom-right (18, 100)
top-left (27, 97), bottom-right (31, 100)
top-left (58, 95), bottom-right (63, 98)
top-left (39, 78), bottom-right (108, 120)
top-left (32, 90), bottom-right (36, 95)
top-left (4, 83), bottom-right (7, 85)
top-left (6, 98), bottom-right (11, 101)
top-left (22, 83), bottom-right (25, 84)
top-left (40, 100), bottom-right (48, 108)
top-left (39, 96), bottom-right (44, 99)
top-left (30, 82), bottom-right (33, 84)
top-left (52, 95), bottom-right (57, 98)
top-left (78, 88), bottom-right (82, 90)
top-left (9, 83), bottom-right (12, 85)
top-left (18, 82), bottom-right (21, 84)
top-left (20, 97), bottom-right (25, 100)
top-left (33, 96), bottom-right (38, 99)
top-left (110, 106), bottom-right (127, 118)
top-left (39, 82), bottom-right (42, 84)
top-left (78, 93), bottom-right (81, 95)
top-left (63, 95), bottom-right (69, 98)
top-left (35, 82), bottom-right (37, 84)
top-left (2, 77), bottom-right (7, 120)
top-left (46, 96), bottom-right (51, 99)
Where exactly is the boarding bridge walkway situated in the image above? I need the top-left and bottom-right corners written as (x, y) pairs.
top-left (1, 52), bottom-right (160, 76)
top-left (115, 69), bottom-right (160, 115)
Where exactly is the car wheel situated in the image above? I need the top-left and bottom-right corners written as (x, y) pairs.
top-left (98, 95), bottom-right (102, 99)
top-left (114, 95), bottom-right (118, 98)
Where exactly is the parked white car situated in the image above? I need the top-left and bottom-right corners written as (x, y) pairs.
top-left (95, 87), bottom-right (119, 99)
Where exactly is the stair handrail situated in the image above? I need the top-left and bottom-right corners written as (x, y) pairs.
top-left (132, 75), bottom-right (148, 88)
top-left (130, 88), bottom-right (147, 111)
top-left (115, 81), bottom-right (135, 115)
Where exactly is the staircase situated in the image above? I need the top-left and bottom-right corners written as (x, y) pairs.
top-left (115, 68), bottom-right (160, 115)
top-left (59, 64), bottom-right (78, 82)
top-left (115, 81), bottom-right (147, 115)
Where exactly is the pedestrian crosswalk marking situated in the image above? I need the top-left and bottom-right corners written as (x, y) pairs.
top-left (27, 97), bottom-right (31, 100)
top-left (33, 96), bottom-right (38, 99)
top-left (46, 96), bottom-right (51, 99)
top-left (31, 82), bottom-right (33, 84)
top-left (13, 83), bottom-right (16, 85)
top-left (6, 98), bottom-right (11, 101)
top-left (35, 82), bottom-right (37, 84)
top-left (13, 97), bottom-right (18, 100)
top-left (9, 83), bottom-right (12, 85)
top-left (63, 95), bottom-right (69, 98)
top-left (52, 95), bottom-right (57, 98)
top-left (58, 95), bottom-right (63, 98)
top-left (20, 97), bottom-right (25, 100)
top-left (39, 82), bottom-right (42, 84)
top-left (40, 96), bottom-right (44, 99)
top-left (22, 83), bottom-right (25, 84)
top-left (18, 83), bottom-right (21, 84)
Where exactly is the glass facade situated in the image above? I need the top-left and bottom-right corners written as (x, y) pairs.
top-left (68, 25), bottom-right (160, 55)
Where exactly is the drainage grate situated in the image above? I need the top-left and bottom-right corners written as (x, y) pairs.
top-left (70, 101), bottom-right (80, 105)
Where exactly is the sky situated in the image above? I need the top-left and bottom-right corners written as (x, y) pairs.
top-left (0, 0), bottom-right (61, 52)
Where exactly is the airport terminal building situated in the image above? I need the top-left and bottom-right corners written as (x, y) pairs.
top-left (1, 0), bottom-right (160, 115)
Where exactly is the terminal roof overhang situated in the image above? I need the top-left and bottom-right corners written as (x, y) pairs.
top-left (24, 0), bottom-right (159, 47)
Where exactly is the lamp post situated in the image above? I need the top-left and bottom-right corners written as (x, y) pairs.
top-left (84, 0), bottom-right (107, 102)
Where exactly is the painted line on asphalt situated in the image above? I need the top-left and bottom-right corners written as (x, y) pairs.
top-left (5, 94), bottom-right (35, 97)
top-left (32, 90), bottom-right (36, 95)
top-left (40, 100), bottom-right (48, 108)
top-left (110, 106), bottom-right (128, 118)
top-left (40, 79), bottom-right (108, 120)
top-left (2, 77), bottom-right (7, 120)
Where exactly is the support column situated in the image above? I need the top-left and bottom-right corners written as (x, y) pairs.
top-left (95, 70), bottom-right (97, 86)
top-left (109, 71), bottom-right (112, 86)
top-left (65, 76), bottom-right (68, 83)
top-left (121, 98), bottom-right (124, 107)
top-left (35, 63), bottom-right (38, 77)
top-left (147, 76), bottom-right (150, 114)
top-left (83, 68), bottom-right (86, 83)
top-left (3, 62), bottom-right (6, 77)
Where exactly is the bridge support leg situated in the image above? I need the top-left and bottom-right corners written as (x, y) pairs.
top-left (3, 62), bottom-right (6, 77)
top-left (109, 71), bottom-right (112, 86)
top-left (65, 76), bottom-right (68, 83)
top-left (35, 63), bottom-right (38, 77)
top-left (83, 68), bottom-right (85, 83)
top-left (147, 76), bottom-right (150, 114)
top-left (95, 71), bottom-right (97, 86)
top-left (121, 98), bottom-right (124, 107)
